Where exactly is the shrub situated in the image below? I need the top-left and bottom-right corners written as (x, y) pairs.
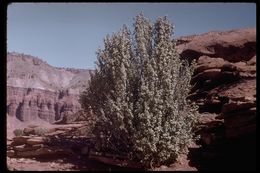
top-left (34, 127), bottom-right (49, 136)
top-left (13, 129), bottom-right (24, 136)
top-left (23, 127), bottom-right (35, 135)
top-left (80, 13), bottom-right (199, 168)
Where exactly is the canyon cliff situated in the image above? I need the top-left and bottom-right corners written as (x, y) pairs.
top-left (176, 28), bottom-right (256, 170)
top-left (7, 52), bottom-right (92, 124)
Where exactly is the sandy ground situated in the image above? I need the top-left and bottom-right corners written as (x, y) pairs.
top-left (7, 157), bottom-right (78, 171)
top-left (7, 155), bottom-right (197, 171)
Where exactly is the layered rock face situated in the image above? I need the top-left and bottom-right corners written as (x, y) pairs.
top-left (7, 124), bottom-right (89, 158)
top-left (176, 28), bottom-right (256, 170)
top-left (7, 52), bottom-right (92, 124)
top-left (7, 86), bottom-right (81, 123)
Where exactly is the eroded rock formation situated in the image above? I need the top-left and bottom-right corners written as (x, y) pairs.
top-left (7, 86), bottom-right (81, 123)
top-left (176, 28), bottom-right (256, 170)
top-left (7, 52), bottom-right (92, 124)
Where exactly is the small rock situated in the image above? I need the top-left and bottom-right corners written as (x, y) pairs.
top-left (160, 165), bottom-right (168, 169)
top-left (247, 56), bottom-right (256, 65)
top-left (244, 96), bottom-right (255, 102)
top-left (7, 150), bottom-right (15, 157)
top-left (17, 158), bottom-right (25, 162)
top-left (13, 136), bottom-right (31, 145)
top-left (13, 144), bottom-right (26, 151)
top-left (26, 138), bottom-right (45, 145)
top-left (7, 140), bottom-right (12, 146)
top-left (50, 163), bottom-right (56, 167)
top-left (14, 144), bottom-right (44, 152)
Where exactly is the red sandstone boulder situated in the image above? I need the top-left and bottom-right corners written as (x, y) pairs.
top-left (176, 28), bottom-right (256, 62)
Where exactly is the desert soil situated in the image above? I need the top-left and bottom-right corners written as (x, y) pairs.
top-left (6, 116), bottom-right (198, 171)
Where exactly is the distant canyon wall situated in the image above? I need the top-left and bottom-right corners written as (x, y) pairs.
top-left (7, 52), bottom-right (93, 124)
top-left (7, 86), bottom-right (81, 123)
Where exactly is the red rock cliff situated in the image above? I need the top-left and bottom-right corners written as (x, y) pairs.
top-left (176, 28), bottom-right (256, 170)
top-left (7, 52), bottom-right (92, 124)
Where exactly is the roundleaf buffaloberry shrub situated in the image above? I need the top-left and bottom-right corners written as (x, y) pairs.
top-left (80, 13), bottom-right (199, 168)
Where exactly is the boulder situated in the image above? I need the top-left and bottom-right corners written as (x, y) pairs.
top-left (7, 150), bottom-right (15, 157)
top-left (13, 144), bottom-right (44, 152)
top-left (191, 69), bottom-right (222, 84)
top-left (16, 147), bottom-right (73, 158)
top-left (222, 102), bottom-right (256, 114)
top-left (176, 28), bottom-right (256, 170)
top-left (16, 148), bottom-right (54, 157)
top-left (12, 136), bottom-right (31, 145)
top-left (26, 137), bottom-right (45, 145)
top-left (195, 56), bottom-right (226, 74)
top-left (176, 28), bottom-right (256, 62)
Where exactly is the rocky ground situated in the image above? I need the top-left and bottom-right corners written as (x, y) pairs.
top-left (6, 121), bottom-right (200, 171)
top-left (7, 157), bottom-right (78, 171)
top-left (7, 154), bottom-right (198, 171)
top-left (7, 122), bottom-right (104, 171)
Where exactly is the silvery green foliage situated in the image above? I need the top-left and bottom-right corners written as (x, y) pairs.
top-left (13, 129), bottom-right (24, 136)
top-left (80, 13), bottom-right (199, 167)
top-left (34, 127), bottom-right (49, 136)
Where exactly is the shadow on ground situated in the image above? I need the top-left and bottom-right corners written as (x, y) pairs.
top-left (32, 154), bottom-right (144, 171)
top-left (187, 133), bottom-right (256, 171)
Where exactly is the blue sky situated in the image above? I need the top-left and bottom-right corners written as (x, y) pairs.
top-left (7, 3), bottom-right (256, 69)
